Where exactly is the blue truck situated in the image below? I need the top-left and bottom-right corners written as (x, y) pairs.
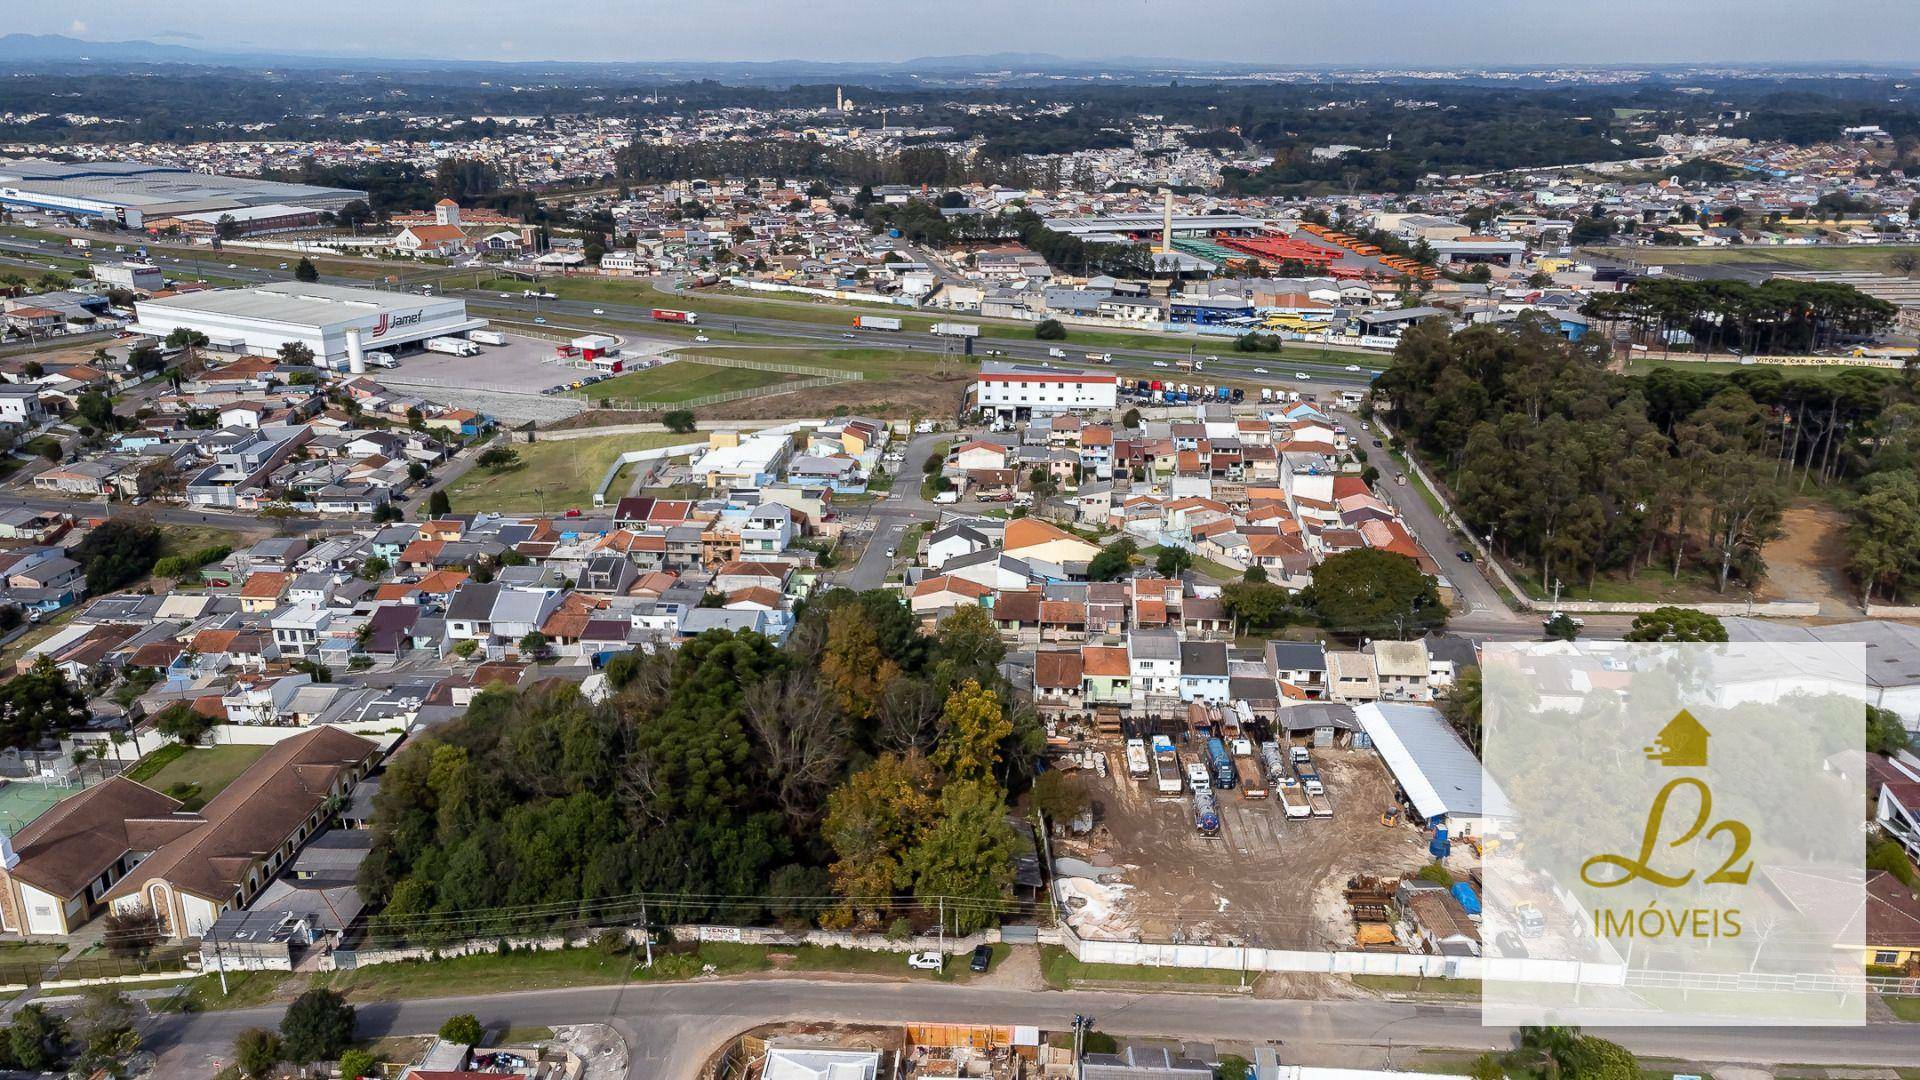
top-left (1205, 737), bottom-right (1237, 790)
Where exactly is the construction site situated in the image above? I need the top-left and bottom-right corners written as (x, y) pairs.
top-left (1049, 730), bottom-right (1457, 952)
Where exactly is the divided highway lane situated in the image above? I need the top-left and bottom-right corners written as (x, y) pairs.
top-left (453, 288), bottom-right (1385, 391)
top-left (140, 977), bottom-right (1920, 1080)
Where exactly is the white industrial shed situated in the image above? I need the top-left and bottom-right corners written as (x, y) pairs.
top-left (132, 282), bottom-right (484, 369)
top-left (1356, 702), bottom-right (1511, 837)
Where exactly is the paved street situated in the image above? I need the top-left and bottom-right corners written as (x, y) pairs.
top-left (139, 976), bottom-right (1920, 1080)
top-left (837, 430), bottom-right (946, 591)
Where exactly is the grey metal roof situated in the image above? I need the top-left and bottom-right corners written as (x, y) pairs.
top-left (1357, 702), bottom-right (1510, 821)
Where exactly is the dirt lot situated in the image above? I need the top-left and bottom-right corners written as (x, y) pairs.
top-left (1757, 501), bottom-right (1856, 616)
top-left (1059, 745), bottom-right (1438, 950)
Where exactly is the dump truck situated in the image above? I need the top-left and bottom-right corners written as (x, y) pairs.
top-left (1151, 735), bottom-right (1182, 795)
top-left (1124, 738), bottom-right (1150, 780)
top-left (1191, 788), bottom-right (1221, 836)
top-left (854, 315), bottom-right (903, 331)
top-left (1275, 778), bottom-right (1311, 818)
top-left (1233, 749), bottom-right (1268, 799)
top-left (1302, 775), bottom-right (1333, 817)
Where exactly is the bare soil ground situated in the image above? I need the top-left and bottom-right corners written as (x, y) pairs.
top-left (1757, 502), bottom-right (1856, 616)
top-left (1070, 745), bottom-right (1434, 950)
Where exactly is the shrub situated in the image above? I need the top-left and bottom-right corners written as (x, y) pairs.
top-left (438, 1013), bottom-right (485, 1046)
top-left (1034, 318), bottom-right (1066, 340)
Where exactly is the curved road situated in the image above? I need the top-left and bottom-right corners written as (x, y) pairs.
top-left (141, 976), bottom-right (1920, 1079)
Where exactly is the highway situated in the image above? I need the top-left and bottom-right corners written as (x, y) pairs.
top-left (0, 232), bottom-right (1386, 396)
top-left (137, 976), bottom-right (1920, 1079)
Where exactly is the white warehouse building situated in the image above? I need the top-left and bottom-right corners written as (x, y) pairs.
top-left (132, 282), bottom-right (485, 370)
top-left (971, 360), bottom-right (1118, 423)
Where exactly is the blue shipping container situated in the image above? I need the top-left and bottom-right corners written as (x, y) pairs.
top-left (1450, 883), bottom-right (1481, 915)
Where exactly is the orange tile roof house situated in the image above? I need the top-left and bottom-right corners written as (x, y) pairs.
top-left (101, 726), bottom-right (379, 938)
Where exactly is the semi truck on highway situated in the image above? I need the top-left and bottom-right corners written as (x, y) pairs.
top-left (425, 336), bottom-right (480, 356)
top-left (854, 315), bottom-right (903, 331)
top-left (1084, 352), bottom-right (1113, 364)
top-left (650, 308), bottom-right (699, 325)
top-left (931, 322), bottom-right (980, 338)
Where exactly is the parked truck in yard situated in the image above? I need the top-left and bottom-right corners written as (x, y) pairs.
top-left (1230, 738), bottom-right (1267, 799)
top-left (425, 336), bottom-right (479, 356)
top-left (1191, 788), bottom-right (1222, 836)
top-left (1151, 735), bottom-right (1182, 795)
top-left (931, 322), bottom-right (980, 338)
top-left (469, 329), bottom-right (509, 346)
top-left (650, 308), bottom-right (698, 324)
top-left (1125, 738), bottom-right (1150, 780)
top-left (1259, 741), bottom-right (1289, 784)
top-left (1275, 778), bottom-right (1310, 818)
top-left (854, 315), bottom-right (903, 331)
top-left (1298, 764), bottom-right (1333, 817)
top-left (1205, 737), bottom-right (1237, 790)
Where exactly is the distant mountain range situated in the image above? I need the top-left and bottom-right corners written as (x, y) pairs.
top-left (0, 34), bottom-right (1230, 75)
top-left (1, 34), bottom-right (1903, 82)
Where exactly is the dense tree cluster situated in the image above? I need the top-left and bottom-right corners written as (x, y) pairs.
top-left (362, 594), bottom-right (1039, 942)
top-left (1583, 278), bottom-right (1897, 356)
top-left (1377, 318), bottom-right (1805, 594)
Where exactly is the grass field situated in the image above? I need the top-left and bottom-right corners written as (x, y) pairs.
top-left (575, 360), bottom-right (802, 405)
top-left (1039, 945), bottom-right (1251, 990)
top-left (1587, 243), bottom-right (1920, 275)
top-left (1623, 356), bottom-right (1873, 379)
top-left (125, 745), bottom-right (269, 810)
top-left (446, 431), bottom-right (706, 512)
top-left (1350, 973), bottom-right (1483, 996)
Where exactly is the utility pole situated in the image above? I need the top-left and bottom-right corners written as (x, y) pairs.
top-left (639, 897), bottom-right (653, 968)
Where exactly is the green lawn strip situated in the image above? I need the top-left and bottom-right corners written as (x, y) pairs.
top-left (1882, 994), bottom-right (1920, 1022)
top-left (1505, 562), bottom-right (1731, 606)
top-left (316, 947), bottom-right (642, 1002)
top-left (155, 968), bottom-right (298, 1012)
top-left (127, 745), bottom-right (270, 810)
top-left (1039, 945), bottom-right (1250, 989)
top-left (1587, 243), bottom-right (1920, 274)
top-left (446, 431), bottom-right (702, 513)
top-left (1349, 973), bottom-right (1482, 996)
top-left (573, 361), bottom-right (800, 405)
top-left (1623, 357), bottom-right (1869, 379)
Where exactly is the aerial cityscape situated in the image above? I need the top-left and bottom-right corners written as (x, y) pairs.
top-left (0, 5), bottom-right (1917, 1079)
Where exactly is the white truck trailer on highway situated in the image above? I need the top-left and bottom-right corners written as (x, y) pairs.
top-left (931, 322), bottom-right (980, 338)
top-left (853, 315), bottom-right (903, 331)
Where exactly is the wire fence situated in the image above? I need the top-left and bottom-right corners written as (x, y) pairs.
top-left (687, 353), bottom-right (866, 381)
top-left (591, 375), bottom-right (846, 412)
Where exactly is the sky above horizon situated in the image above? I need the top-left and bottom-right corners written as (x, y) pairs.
top-left (23, 1), bottom-right (1920, 66)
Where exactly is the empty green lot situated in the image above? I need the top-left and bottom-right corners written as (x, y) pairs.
top-left (576, 360), bottom-right (802, 405)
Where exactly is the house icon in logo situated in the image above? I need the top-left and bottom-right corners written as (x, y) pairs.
top-left (1644, 709), bottom-right (1710, 767)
